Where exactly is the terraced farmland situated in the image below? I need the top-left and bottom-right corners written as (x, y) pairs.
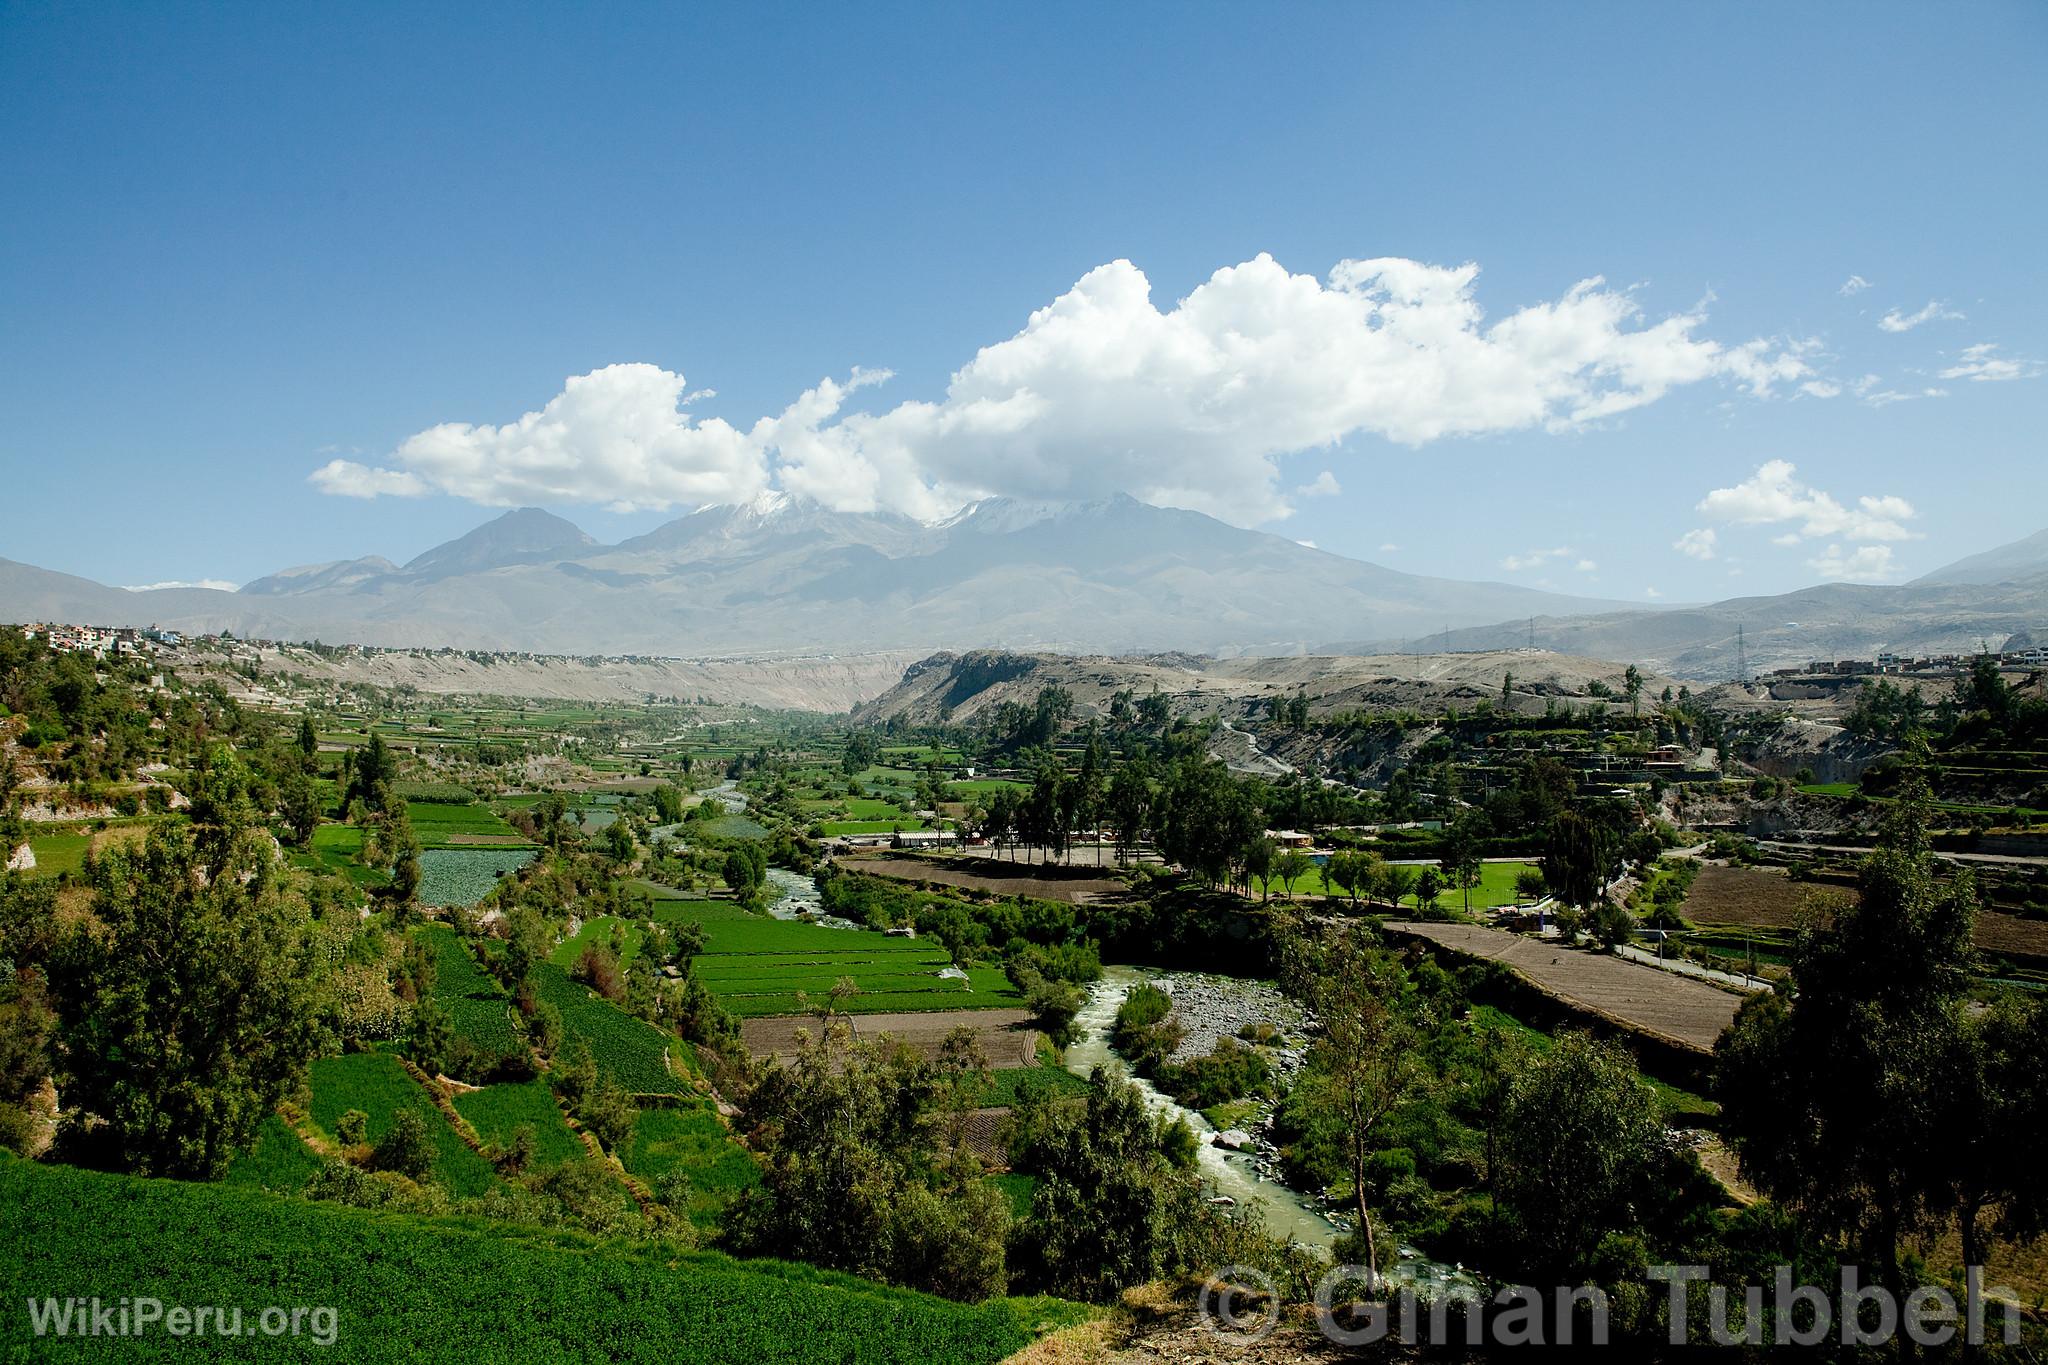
top-left (694, 918), bottom-right (1021, 1017)
top-left (418, 848), bottom-right (537, 906)
top-left (622, 1098), bottom-right (762, 1227)
top-left (533, 962), bottom-right (688, 1095)
top-left (306, 1052), bottom-right (500, 1197)
top-left (419, 924), bottom-right (524, 1065)
top-left (452, 1079), bottom-right (586, 1171)
top-left (0, 1158), bottom-right (1072, 1364)
top-left (405, 798), bottom-right (534, 848)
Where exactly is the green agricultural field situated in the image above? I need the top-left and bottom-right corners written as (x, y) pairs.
top-left (452, 1079), bottom-right (586, 1171)
top-left (304, 824), bottom-right (389, 889)
top-left (550, 915), bottom-right (645, 970)
top-left (1422, 859), bottom-right (1543, 911)
top-left (419, 924), bottom-right (523, 1062)
top-left (392, 780), bottom-right (479, 803)
top-left (533, 963), bottom-right (687, 1095)
top-left (692, 919), bottom-right (1018, 1016)
top-left (0, 1157), bottom-right (1077, 1364)
top-left (418, 849), bottom-right (537, 907)
top-left (698, 814), bottom-right (768, 840)
top-left (947, 779), bottom-right (1030, 797)
top-left (23, 831), bottom-right (90, 877)
top-left (224, 1114), bottom-right (325, 1193)
top-left (837, 798), bottom-right (914, 819)
top-left (306, 1052), bottom-right (500, 1197)
top-left (622, 1099), bottom-right (762, 1227)
top-left (818, 819), bottom-right (934, 837)
top-left (880, 744), bottom-right (964, 764)
top-left (406, 799), bottom-right (533, 848)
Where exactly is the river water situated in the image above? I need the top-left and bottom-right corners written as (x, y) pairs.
top-left (1065, 965), bottom-right (1482, 1296)
top-left (1064, 966), bottom-right (1344, 1248)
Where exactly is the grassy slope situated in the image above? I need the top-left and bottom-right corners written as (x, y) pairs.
top-left (307, 1053), bottom-right (501, 1197)
top-left (0, 1155), bottom-right (1074, 1364)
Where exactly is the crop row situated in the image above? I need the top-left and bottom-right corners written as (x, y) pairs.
top-left (533, 963), bottom-right (687, 1095)
top-left (0, 1156), bottom-right (1062, 1363)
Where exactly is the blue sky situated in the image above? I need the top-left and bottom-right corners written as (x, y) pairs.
top-left (2, 2), bottom-right (2043, 603)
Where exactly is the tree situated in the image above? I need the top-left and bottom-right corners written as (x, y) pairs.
top-left (1243, 838), bottom-right (1276, 900)
top-left (1623, 664), bottom-right (1644, 721)
top-left (1107, 758), bottom-right (1151, 866)
top-left (1281, 921), bottom-right (1425, 1291)
top-left (1542, 808), bottom-right (1617, 910)
top-left (1413, 866), bottom-right (1443, 911)
top-left (1439, 816), bottom-right (1483, 916)
top-left (1382, 864), bottom-right (1417, 913)
top-left (1496, 1032), bottom-right (1663, 1279)
top-left (1010, 1067), bottom-right (1209, 1300)
top-left (296, 712), bottom-right (319, 766)
top-left (1715, 781), bottom-right (1982, 1291)
top-left (278, 766), bottom-right (320, 848)
top-left (406, 997), bottom-right (453, 1075)
top-left (45, 824), bottom-right (329, 1179)
top-left (728, 1025), bottom-right (1011, 1301)
top-left (1274, 848), bottom-right (1312, 899)
top-left (372, 1108), bottom-right (436, 1181)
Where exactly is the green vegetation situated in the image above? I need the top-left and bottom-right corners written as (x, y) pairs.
top-left (419, 923), bottom-right (524, 1069)
top-left (622, 1099), bottom-right (763, 1227)
top-left (418, 848), bottom-right (537, 906)
top-left (533, 963), bottom-right (687, 1095)
top-left (0, 1155), bottom-right (1069, 1364)
top-left (308, 1053), bottom-right (502, 1197)
top-left (452, 1079), bottom-right (586, 1172)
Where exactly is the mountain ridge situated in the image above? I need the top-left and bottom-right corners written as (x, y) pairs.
top-left (4, 501), bottom-right (2042, 678)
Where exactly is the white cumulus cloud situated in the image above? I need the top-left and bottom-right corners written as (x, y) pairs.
top-left (1696, 460), bottom-right (1919, 542)
top-left (311, 253), bottom-right (1821, 527)
top-left (1673, 528), bottom-right (1718, 560)
top-left (1877, 300), bottom-right (1964, 333)
top-left (1296, 470), bottom-right (1342, 498)
top-left (1838, 275), bottom-right (1872, 296)
top-left (310, 363), bottom-right (772, 511)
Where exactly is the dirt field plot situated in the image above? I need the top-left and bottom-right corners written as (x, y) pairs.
top-left (1385, 921), bottom-right (1745, 1054)
top-left (1971, 910), bottom-right (2048, 961)
top-left (844, 854), bottom-right (1128, 904)
top-left (1685, 864), bottom-right (2048, 961)
top-left (1682, 864), bottom-right (1851, 929)
top-left (739, 1007), bottom-right (1039, 1067)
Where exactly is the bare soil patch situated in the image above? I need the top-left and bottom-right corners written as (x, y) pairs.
top-left (843, 854), bottom-right (1128, 905)
top-left (1972, 909), bottom-right (2048, 961)
top-left (1682, 864), bottom-right (1852, 929)
top-left (1685, 864), bottom-right (2048, 960)
top-left (1384, 921), bottom-right (1744, 1054)
top-left (740, 1007), bottom-right (1039, 1067)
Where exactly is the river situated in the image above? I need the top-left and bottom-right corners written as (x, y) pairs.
top-left (1065, 965), bottom-right (1482, 1296)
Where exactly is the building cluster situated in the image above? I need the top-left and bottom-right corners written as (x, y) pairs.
top-left (17, 622), bottom-right (182, 657)
top-left (1772, 648), bottom-right (2046, 680)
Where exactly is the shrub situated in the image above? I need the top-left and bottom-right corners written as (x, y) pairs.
top-left (372, 1109), bottom-right (436, 1182)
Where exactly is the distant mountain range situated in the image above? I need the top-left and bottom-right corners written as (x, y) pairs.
top-left (1401, 526), bottom-right (2048, 677)
top-left (1, 496), bottom-right (2042, 678)
top-left (0, 495), bottom-right (1638, 658)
